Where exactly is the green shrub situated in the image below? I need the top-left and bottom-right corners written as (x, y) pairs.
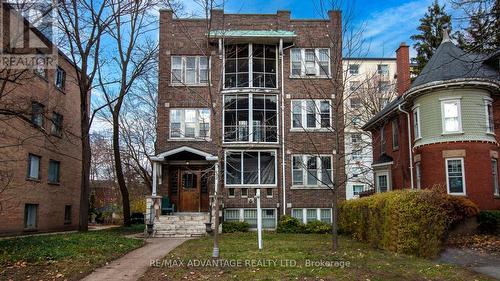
top-left (304, 220), bottom-right (332, 234)
top-left (276, 215), bottom-right (305, 233)
top-left (222, 221), bottom-right (249, 233)
top-left (478, 210), bottom-right (500, 234)
top-left (339, 189), bottom-right (478, 258)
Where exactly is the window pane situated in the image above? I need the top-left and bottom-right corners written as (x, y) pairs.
top-left (447, 159), bottom-right (464, 193)
top-left (292, 209), bottom-right (303, 221)
top-left (378, 175), bottom-right (388, 192)
top-left (28, 154), bottom-right (40, 179)
top-left (320, 101), bottom-right (330, 127)
top-left (306, 101), bottom-right (316, 128)
top-left (243, 152), bottom-right (259, 184)
top-left (243, 209), bottom-right (257, 228)
top-left (307, 157), bottom-right (318, 185)
top-left (48, 160), bottom-right (60, 183)
top-left (292, 101), bottom-right (302, 128)
top-left (225, 209), bottom-right (240, 221)
top-left (306, 209), bottom-right (317, 223)
top-left (320, 209), bottom-right (331, 223)
top-left (226, 152), bottom-right (242, 184)
top-left (260, 152), bottom-right (275, 184)
top-left (321, 156), bottom-right (332, 185)
top-left (292, 156), bottom-right (304, 185)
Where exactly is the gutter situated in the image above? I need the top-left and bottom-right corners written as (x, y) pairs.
top-left (398, 104), bottom-right (414, 189)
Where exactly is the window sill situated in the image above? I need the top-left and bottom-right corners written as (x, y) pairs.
top-left (289, 75), bottom-right (331, 79)
top-left (223, 141), bottom-right (279, 146)
top-left (290, 186), bottom-right (331, 190)
top-left (448, 193), bottom-right (467, 197)
top-left (221, 87), bottom-right (279, 92)
top-left (486, 132), bottom-right (496, 136)
top-left (168, 138), bottom-right (211, 142)
top-left (64, 221), bottom-right (72, 225)
top-left (226, 185), bottom-right (277, 188)
top-left (26, 178), bottom-right (41, 183)
top-left (290, 128), bottom-right (332, 133)
top-left (48, 182), bottom-right (60, 186)
top-left (170, 83), bottom-right (210, 87)
top-left (441, 131), bottom-right (464, 136)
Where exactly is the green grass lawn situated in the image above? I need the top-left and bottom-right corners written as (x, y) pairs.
top-left (0, 225), bottom-right (145, 280)
top-left (141, 232), bottom-right (494, 281)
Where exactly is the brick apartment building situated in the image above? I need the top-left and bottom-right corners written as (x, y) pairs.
top-left (149, 9), bottom-right (344, 230)
top-left (0, 4), bottom-right (82, 235)
top-left (363, 30), bottom-right (500, 210)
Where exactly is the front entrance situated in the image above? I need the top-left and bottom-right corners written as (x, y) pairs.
top-left (169, 167), bottom-right (210, 212)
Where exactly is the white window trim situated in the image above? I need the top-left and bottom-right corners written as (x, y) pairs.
top-left (290, 99), bottom-right (332, 131)
top-left (413, 106), bottom-right (421, 140)
top-left (440, 98), bottom-right (463, 134)
top-left (228, 188), bottom-right (235, 198)
top-left (492, 159), bottom-right (499, 197)
top-left (348, 64), bottom-right (360, 75)
top-left (224, 208), bottom-right (277, 230)
top-left (289, 48), bottom-right (331, 78)
top-left (224, 149), bottom-right (278, 187)
top-left (222, 43), bottom-right (278, 89)
top-left (291, 208), bottom-right (332, 224)
top-left (352, 184), bottom-right (365, 196)
top-left (291, 154), bottom-right (333, 188)
top-left (169, 108), bottom-right (211, 140)
top-left (375, 171), bottom-right (391, 193)
top-left (222, 93), bottom-right (279, 144)
top-left (445, 157), bottom-right (466, 196)
top-left (484, 97), bottom-right (495, 134)
top-left (170, 56), bottom-right (210, 86)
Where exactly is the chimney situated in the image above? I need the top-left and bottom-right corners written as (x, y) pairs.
top-left (395, 42), bottom-right (410, 96)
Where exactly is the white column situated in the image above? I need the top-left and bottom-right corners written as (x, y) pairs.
top-left (152, 161), bottom-right (157, 196)
top-left (256, 188), bottom-right (262, 250)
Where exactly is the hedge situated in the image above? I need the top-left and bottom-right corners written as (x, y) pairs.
top-left (478, 210), bottom-right (500, 234)
top-left (222, 221), bottom-right (249, 233)
top-left (276, 215), bottom-right (332, 234)
top-left (338, 189), bottom-right (479, 258)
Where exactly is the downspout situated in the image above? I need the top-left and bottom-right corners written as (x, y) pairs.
top-left (280, 38), bottom-right (286, 215)
top-left (398, 104), bottom-right (414, 189)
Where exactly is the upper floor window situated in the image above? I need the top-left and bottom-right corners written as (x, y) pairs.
top-left (377, 64), bottom-right (389, 75)
top-left (34, 55), bottom-right (47, 79)
top-left (225, 150), bottom-right (276, 186)
top-left (171, 56), bottom-right (209, 85)
top-left (378, 81), bottom-right (389, 92)
top-left (441, 99), bottom-right (462, 133)
top-left (27, 154), bottom-right (41, 180)
top-left (380, 127), bottom-right (385, 154)
top-left (413, 106), bottom-right (421, 139)
top-left (350, 97), bottom-right (361, 109)
top-left (348, 64), bottom-right (359, 75)
top-left (351, 133), bottom-right (362, 144)
top-left (224, 44), bottom-right (276, 88)
top-left (223, 94), bottom-right (277, 143)
top-left (55, 66), bottom-right (66, 90)
top-left (485, 98), bottom-right (494, 133)
top-left (290, 48), bottom-right (330, 77)
top-left (349, 81), bottom-right (360, 92)
top-left (170, 108), bottom-right (210, 139)
top-left (51, 112), bottom-right (63, 136)
top-left (31, 102), bottom-right (44, 128)
top-left (48, 160), bottom-right (60, 184)
top-left (291, 100), bottom-right (331, 130)
top-left (292, 155), bottom-right (332, 187)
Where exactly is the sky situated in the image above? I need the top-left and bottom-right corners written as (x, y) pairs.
top-left (181, 0), bottom-right (463, 58)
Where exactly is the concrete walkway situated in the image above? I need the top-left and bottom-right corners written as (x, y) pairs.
top-left (81, 238), bottom-right (188, 281)
top-left (437, 248), bottom-right (500, 280)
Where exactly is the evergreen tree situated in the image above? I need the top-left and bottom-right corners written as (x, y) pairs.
top-left (410, 0), bottom-right (453, 75)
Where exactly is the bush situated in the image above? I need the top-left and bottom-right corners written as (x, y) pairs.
top-left (338, 189), bottom-right (478, 258)
top-left (222, 221), bottom-right (249, 233)
top-left (478, 210), bottom-right (500, 234)
top-left (304, 220), bottom-right (332, 234)
top-left (276, 215), bottom-right (305, 233)
top-left (130, 212), bottom-right (145, 225)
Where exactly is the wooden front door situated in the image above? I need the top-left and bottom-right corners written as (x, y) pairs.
top-left (179, 171), bottom-right (200, 212)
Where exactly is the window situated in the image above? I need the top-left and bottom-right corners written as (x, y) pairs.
top-left (349, 81), bottom-right (360, 92)
top-left (64, 205), bottom-right (72, 224)
top-left (441, 99), bottom-right (462, 133)
top-left (241, 188), bottom-right (248, 197)
top-left (225, 44), bottom-right (276, 88)
top-left (171, 56), bottom-right (209, 85)
top-left (170, 108), bottom-right (210, 139)
top-left (350, 97), bottom-right (361, 109)
top-left (291, 209), bottom-right (303, 222)
top-left (493, 159), bottom-right (500, 196)
top-left (224, 209), bottom-right (240, 222)
top-left (228, 188), bottom-right (235, 197)
top-left (51, 112), bottom-right (63, 136)
top-left (351, 166), bottom-right (362, 178)
top-left (415, 162), bottom-right (421, 189)
top-left (291, 100), bottom-right (331, 130)
top-left (225, 151), bottom-right (277, 186)
top-left (224, 209), bottom-right (276, 229)
top-left (290, 48), bottom-right (330, 77)
top-left (224, 94), bottom-right (277, 142)
top-left (182, 173), bottom-right (197, 189)
top-left (351, 133), bottom-right (362, 144)
top-left (320, 209), bottom-right (331, 223)
top-left (352, 148), bottom-right (362, 161)
top-left (446, 158), bottom-right (465, 195)
top-left (392, 119), bottom-right (399, 149)
top-left (413, 107), bottom-right (421, 139)
top-left (380, 127), bottom-right (385, 154)
top-left (377, 173), bottom-right (389, 192)
top-left (31, 102), bottom-right (44, 127)
top-left (55, 66), bottom-right (65, 89)
top-left (379, 98), bottom-right (389, 109)
top-left (353, 185), bottom-right (364, 196)
top-left (24, 204), bottom-right (38, 229)
top-left (377, 64), bottom-right (389, 75)
top-left (27, 154), bottom-right (41, 180)
top-left (378, 81), bottom-right (389, 92)
top-left (292, 208), bottom-right (332, 224)
top-left (266, 188), bottom-right (273, 198)
top-left (48, 160), bottom-right (60, 183)
top-left (352, 115), bottom-right (361, 126)
top-left (262, 209), bottom-right (276, 229)
top-left (349, 64), bottom-right (359, 75)
top-left (485, 99), bottom-right (494, 133)
top-left (291, 155), bottom-right (333, 187)
top-left (34, 55), bottom-right (47, 79)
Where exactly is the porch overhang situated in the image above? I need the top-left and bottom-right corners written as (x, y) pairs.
top-left (207, 29), bottom-right (296, 43)
top-left (151, 146), bottom-right (218, 162)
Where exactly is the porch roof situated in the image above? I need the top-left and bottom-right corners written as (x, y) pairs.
top-left (207, 29), bottom-right (296, 43)
top-left (151, 146), bottom-right (218, 162)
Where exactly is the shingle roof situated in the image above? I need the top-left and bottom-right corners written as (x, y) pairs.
top-left (411, 41), bottom-right (499, 89)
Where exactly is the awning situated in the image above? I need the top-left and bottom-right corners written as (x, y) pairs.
top-left (151, 146), bottom-right (218, 162)
top-left (207, 29), bottom-right (296, 43)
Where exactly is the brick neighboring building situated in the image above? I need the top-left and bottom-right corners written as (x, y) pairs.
top-left (0, 4), bottom-right (82, 235)
top-left (149, 9), bottom-right (344, 229)
top-left (363, 30), bottom-right (500, 210)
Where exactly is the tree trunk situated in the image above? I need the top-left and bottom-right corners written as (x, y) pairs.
top-left (331, 188), bottom-right (338, 252)
top-left (79, 87), bottom-right (91, 232)
top-left (112, 112), bottom-right (131, 227)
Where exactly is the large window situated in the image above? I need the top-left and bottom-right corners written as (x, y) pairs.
top-left (225, 151), bottom-right (276, 186)
top-left (441, 99), bottom-right (462, 133)
top-left (48, 160), bottom-right (60, 184)
top-left (27, 154), bottom-right (41, 180)
top-left (446, 158), bottom-right (466, 195)
top-left (290, 48), bottom-right (330, 77)
top-left (224, 44), bottom-right (276, 88)
top-left (492, 159), bottom-right (499, 196)
top-left (170, 108), bottom-right (210, 139)
top-left (224, 94), bottom-right (277, 142)
top-left (171, 56), bottom-right (209, 85)
top-left (291, 100), bottom-right (331, 130)
top-left (485, 98), bottom-right (494, 133)
top-left (224, 208), bottom-right (277, 229)
top-left (413, 106), bottom-right (421, 139)
top-left (292, 155), bottom-right (332, 187)
top-left (292, 208), bottom-right (332, 224)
